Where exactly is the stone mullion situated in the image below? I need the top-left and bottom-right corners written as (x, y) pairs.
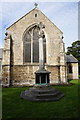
top-left (31, 29), bottom-right (33, 63)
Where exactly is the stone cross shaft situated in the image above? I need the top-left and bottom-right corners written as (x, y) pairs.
top-left (38, 22), bottom-right (45, 70)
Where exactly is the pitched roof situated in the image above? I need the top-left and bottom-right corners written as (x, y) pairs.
top-left (66, 54), bottom-right (78, 63)
top-left (6, 8), bottom-right (63, 33)
top-left (0, 48), bottom-right (3, 59)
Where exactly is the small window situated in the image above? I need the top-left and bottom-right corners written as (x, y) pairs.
top-left (35, 14), bottom-right (37, 17)
top-left (68, 64), bottom-right (72, 73)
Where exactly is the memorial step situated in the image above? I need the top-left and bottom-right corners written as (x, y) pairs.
top-left (20, 86), bottom-right (64, 102)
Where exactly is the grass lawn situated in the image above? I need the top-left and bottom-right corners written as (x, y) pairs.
top-left (2, 80), bottom-right (80, 120)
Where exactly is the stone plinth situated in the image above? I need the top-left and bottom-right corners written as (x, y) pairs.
top-left (20, 85), bottom-right (64, 102)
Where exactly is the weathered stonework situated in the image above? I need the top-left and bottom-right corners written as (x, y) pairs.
top-left (2, 65), bottom-right (60, 85)
top-left (2, 66), bottom-right (10, 84)
top-left (2, 7), bottom-right (78, 86)
top-left (72, 63), bottom-right (78, 79)
top-left (67, 63), bottom-right (78, 80)
top-left (6, 8), bottom-right (63, 66)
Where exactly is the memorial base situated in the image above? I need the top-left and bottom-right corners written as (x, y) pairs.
top-left (20, 68), bottom-right (64, 102)
top-left (20, 85), bottom-right (64, 102)
top-left (35, 69), bottom-right (50, 84)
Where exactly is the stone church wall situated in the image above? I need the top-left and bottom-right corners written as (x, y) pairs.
top-left (67, 63), bottom-right (79, 80)
top-left (2, 8), bottom-right (67, 85)
top-left (6, 8), bottom-right (63, 66)
top-left (2, 65), bottom-right (10, 84)
top-left (2, 65), bottom-right (60, 85)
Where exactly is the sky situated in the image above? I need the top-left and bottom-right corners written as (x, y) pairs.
top-left (0, 0), bottom-right (79, 51)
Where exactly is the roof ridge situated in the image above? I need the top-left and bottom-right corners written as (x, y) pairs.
top-left (66, 54), bottom-right (78, 63)
top-left (70, 54), bottom-right (78, 62)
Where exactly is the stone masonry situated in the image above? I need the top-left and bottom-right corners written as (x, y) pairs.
top-left (2, 7), bottom-right (68, 86)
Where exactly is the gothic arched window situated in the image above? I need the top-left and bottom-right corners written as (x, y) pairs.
top-left (23, 25), bottom-right (46, 63)
top-left (24, 32), bottom-right (31, 62)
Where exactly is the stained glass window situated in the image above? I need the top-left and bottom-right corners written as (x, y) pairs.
top-left (23, 25), bottom-right (46, 63)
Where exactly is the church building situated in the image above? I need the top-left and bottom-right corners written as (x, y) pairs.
top-left (2, 5), bottom-right (78, 86)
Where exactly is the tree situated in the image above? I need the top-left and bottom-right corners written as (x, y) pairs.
top-left (66, 40), bottom-right (80, 75)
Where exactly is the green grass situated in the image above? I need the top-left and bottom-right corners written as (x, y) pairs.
top-left (2, 80), bottom-right (80, 120)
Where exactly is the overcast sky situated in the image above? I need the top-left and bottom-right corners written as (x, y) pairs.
top-left (0, 0), bottom-right (79, 51)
